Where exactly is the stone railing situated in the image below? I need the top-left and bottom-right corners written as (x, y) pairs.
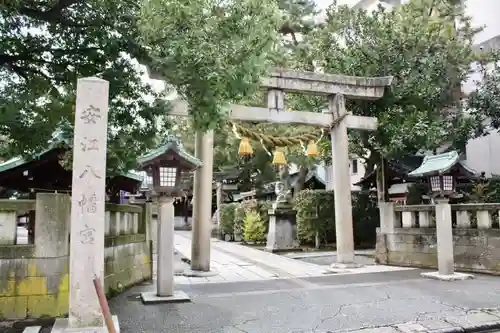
top-left (376, 202), bottom-right (500, 275)
top-left (0, 199), bottom-right (35, 245)
top-left (0, 193), bottom-right (153, 320)
top-left (104, 203), bottom-right (153, 295)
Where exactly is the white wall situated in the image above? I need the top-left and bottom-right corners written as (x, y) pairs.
top-left (324, 158), bottom-right (365, 191)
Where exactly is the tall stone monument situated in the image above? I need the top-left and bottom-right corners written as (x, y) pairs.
top-left (52, 77), bottom-right (120, 332)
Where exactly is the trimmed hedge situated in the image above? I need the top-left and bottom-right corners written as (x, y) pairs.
top-left (294, 189), bottom-right (379, 248)
top-left (220, 203), bottom-right (238, 237)
top-left (221, 200), bottom-right (272, 241)
top-left (243, 210), bottom-right (267, 243)
top-left (295, 190), bottom-right (336, 246)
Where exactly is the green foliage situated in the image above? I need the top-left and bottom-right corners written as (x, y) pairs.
top-left (406, 183), bottom-right (429, 205)
top-left (352, 190), bottom-right (379, 247)
top-left (234, 199), bottom-right (271, 238)
top-left (294, 190), bottom-right (336, 245)
top-left (0, 0), bottom-right (170, 173)
top-left (258, 200), bottom-right (273, 227)
top-left (220, 203), bottom-right (238, 237)
top-left (467, 52), bottom-right (500, 134)
top-left (243, 210), bottom-right (267, 243)
top-left (463, 177), bottom-right (500, 203)
top-left (138, 0), bottom-right (281, 131)
top-left (294, 189), bottom-right (379, 247)
top-left (309, 0), bottom-right (484, 167)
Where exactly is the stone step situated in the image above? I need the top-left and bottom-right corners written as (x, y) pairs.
top-left (23, 327), bottom-right (41, 333)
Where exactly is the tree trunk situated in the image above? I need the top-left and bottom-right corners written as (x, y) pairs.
top-left (293, 166), bottom-right (308, 197)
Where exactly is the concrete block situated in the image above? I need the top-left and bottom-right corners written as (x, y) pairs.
top-left (354, 327), bottom-right (400, 333)
top-left (394, 322), bottom-right (427, 332)
top-left (17, 276), bottom-right (50, 296)
top-left (445, 310), bottom-right (500, 330)
top-left (182, 269), bottom-right (218, 277)
top-left (23, 327), bottom-right (42, 333)
top-left (420, 271), bottom-right (474, 281)
top-left (27, 292), bottom-right (69, 318)
top-left (141, 290), bottom-right (190, 304)
top-left (51, 315), bottom-right (120, 333)
top-left (0, 295), bottom-right (28, 319)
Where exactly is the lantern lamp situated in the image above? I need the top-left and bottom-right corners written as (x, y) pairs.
top-left (408, 151), bottom-right (459, 199)
top-left (238, 137), bottom-right (253, 156)
top-left (306, 140), bottom-right (319, 157)
top-left (429, 174), bottom-right (455, 196)
top-left (272, 150), bottom-right (287, 165)
top-left (137, 135), bottom-right (202, 198)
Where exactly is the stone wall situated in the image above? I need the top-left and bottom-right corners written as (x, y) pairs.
top-left (0, 194), bottom-right (153, 320)
top-left (104, 203), bottom-right (153, 295)
top-left (376, 202), bottom-right (500, 275)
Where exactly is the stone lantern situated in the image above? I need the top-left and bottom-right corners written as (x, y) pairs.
top-left (137, 136), bottom-right (202, 303)
top-left (408, 151), bottom-right (473, 281)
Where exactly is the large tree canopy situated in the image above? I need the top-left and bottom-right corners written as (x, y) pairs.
top-left (309, 0), bottom-right (485, 171)
top-left (138, 0), bottom-right (281, 132)
top-left (0, 0), bottom-right (170, 173)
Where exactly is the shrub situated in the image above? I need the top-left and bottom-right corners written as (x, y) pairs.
top-left (406, 183), bottom-right (428, 205)
top-left (243, 210), bottom-right (267, 243)
top-left (294, 190), bottom-right (335, 246)
top-left (234, 199), bottom-right (258, 236)
top-left (234, 199), bottom-right (272, 236)
top-left (352, 190), bottom-right (379, 247)
top-left (259, 200), bottom-right (272, 231)
top-left (220, 203), bottom-right (237, 238)
top-left (294, 189), bottom-right (380, 248)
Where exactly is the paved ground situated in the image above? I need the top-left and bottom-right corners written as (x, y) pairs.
top-left (284, 250), bottom-right (376, 266)
top-left (111, 269), bottom-right (500, 333)
top-left (9, 231), bottom-right (500, 333)
top-left (171, 231), bottom-right (413, 285)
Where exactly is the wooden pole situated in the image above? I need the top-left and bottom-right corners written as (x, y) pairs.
top-left (93, 275), bottom-right (117, 333)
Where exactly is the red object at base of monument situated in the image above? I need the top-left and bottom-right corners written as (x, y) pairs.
top-left (93, 275), bottom-right (117, 333)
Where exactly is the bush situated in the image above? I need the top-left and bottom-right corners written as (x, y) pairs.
top-left (220, 203), bottom-right (237, 238)
top-left (234, 199), bottom-right (258, 236)
top-left (259, 200), bottom-right (272, 231)
top-left (406, 183), bottom-right (428, 205)
top-left (293, 189), bottom-right (380, 248)
top-left (234, 199), bottom-right (272, 237)
top-left (352, 190), bottom-right (379, 247)
top-left (294, 190), bottom-right (336, 246)
top-left (243, 210), bottom-right (267, 243)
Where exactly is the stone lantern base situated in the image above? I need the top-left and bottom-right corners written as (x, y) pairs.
top-left (265, 202), bottom-right (301, 253)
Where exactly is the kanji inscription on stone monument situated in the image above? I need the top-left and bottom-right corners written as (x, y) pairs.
top-left (68, 77), bottom-right (109, 329)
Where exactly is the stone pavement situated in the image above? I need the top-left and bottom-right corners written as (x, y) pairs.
top-left (110, 268), bottom-right (500, 333)
top-left (171, 231), bottom-right (415, 285)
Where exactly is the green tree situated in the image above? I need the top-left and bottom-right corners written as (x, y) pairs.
top-left (0, 0), bottom-right (170, 173)
top-left (309, 0), bottom-right (484, 175)
top-left (163, 0), bottom-right (325, 193)
top-left (467, 52), bottom-right (500, 134)
top-left (138, 0), bottom-right (281, 132)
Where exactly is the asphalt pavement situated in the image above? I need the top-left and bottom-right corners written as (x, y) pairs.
top-left (109, 269), bottom-right (500, 333)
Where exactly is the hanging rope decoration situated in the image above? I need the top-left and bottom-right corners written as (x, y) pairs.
top-left (232, 122), bottom-right (324, 165)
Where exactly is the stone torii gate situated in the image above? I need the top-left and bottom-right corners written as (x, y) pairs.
top-left (167, 68), bottom-right (393, 270)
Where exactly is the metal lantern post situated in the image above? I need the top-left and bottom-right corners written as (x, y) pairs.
top-left (137, 136), bottom-right (202, 303)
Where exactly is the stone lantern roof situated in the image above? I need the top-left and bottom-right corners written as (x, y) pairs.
top-left (408, 151), bottom-right (460, 178)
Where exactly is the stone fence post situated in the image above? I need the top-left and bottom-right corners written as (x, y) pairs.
top-left (34, 193), bottom-right (71, 258)
top-left (379, 201), bottom-right (395, 234)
